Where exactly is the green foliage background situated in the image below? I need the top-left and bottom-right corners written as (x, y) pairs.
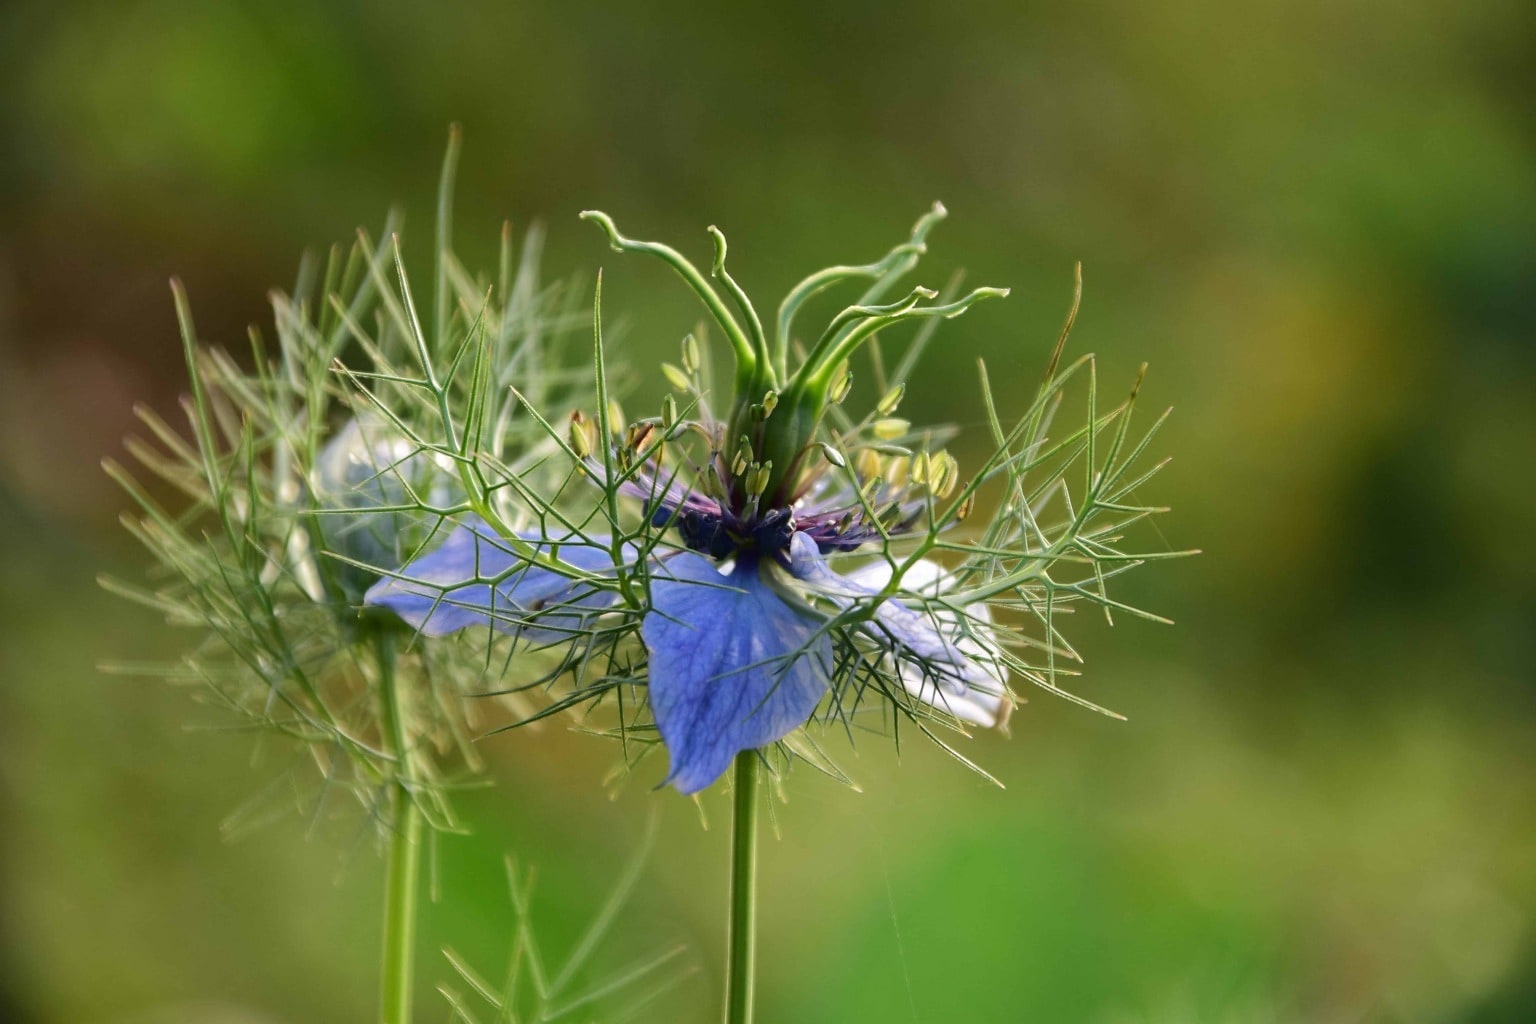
top-left (1, 1), bottom-right (1533, 1021)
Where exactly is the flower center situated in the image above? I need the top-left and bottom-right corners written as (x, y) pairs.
top-left (668, 504), bottom-right (797, 561)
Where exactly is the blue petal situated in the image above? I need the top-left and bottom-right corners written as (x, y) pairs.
top-left (365, 517), bottom-right (624, 643)
top-left (643, 554), bottom-right (832, 793)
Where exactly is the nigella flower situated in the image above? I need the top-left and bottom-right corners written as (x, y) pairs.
top-left (105, 196), bottom-right (611, 806)
top-left (365, 206), bottom-right (1017, 793)
top-left (367, 203), bottom-right (1180, 794)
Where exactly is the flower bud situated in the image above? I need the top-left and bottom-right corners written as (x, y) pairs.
top-left (313, 416), bottom-right (450, 598)
top-left (876, 383), bottom-right (905, 416)
top-left (568, 411), bottom-right (594, 458)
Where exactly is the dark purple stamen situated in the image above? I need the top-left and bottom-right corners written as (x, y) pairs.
top-left (624, 457), bottom-right (925, 561)
top-left (654, 502), bottom-right (797, 560)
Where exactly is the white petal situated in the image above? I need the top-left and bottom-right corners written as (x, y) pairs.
top-left (788, 535), bottom-right (1011, 727)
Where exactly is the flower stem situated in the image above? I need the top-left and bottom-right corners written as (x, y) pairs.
top-left (376, 632), bottom-right (421, 1024)
top-left (723, 751), bottom-right (760, 1024)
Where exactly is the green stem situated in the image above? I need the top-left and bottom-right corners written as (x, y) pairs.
top-left (377, 633), bottom-right (422, 1024)
top-left (723, 751), bottom-right (760, 1024)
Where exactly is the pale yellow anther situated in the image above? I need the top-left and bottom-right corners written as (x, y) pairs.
top-left (910, 450), bottom-right (931, 486)
top-left (855, 448), bottom-right (882, 481)
top-left (661, 362), bottom-right (692, 392)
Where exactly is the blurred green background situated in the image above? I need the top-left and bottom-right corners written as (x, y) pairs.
top-left (2, 1), bottom-right (1534, 1021)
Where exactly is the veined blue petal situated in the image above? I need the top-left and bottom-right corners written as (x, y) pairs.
top-left (788, 533), bottom-right (1009, 727)
top-left (365, 516), bottom-right (624, 643)
top-left (643, 553), bottom-right (832, 794)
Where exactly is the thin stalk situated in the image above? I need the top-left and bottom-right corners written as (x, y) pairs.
top-left (377, 632), bottom-right (422, 1024)
top-left (723, 751), bottom-right (760, 1024)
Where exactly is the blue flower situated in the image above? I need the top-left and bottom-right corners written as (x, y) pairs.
top-left (364, 207), bottom-right (1025, 793)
